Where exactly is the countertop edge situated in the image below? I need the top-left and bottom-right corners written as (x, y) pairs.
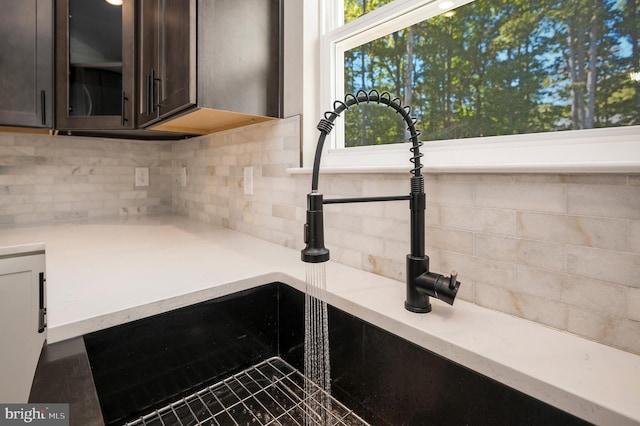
top-left (47, 272), bottom-right (295, 343)
top-left (0, 242), bottom-right (46, 258)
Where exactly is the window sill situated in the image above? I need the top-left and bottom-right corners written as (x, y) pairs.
top-left (287, 165), bottom-right (410, 175)
top-left (293, 126), bottom-right (640, 174)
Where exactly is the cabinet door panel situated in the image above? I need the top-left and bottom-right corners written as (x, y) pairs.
top-left (138, 0), bottom-right (194, 127)
top-left (158, 0), bottom-right (196, 118)
top-left (0, 0), bottom-right (53, 128)
top-left (0, 254), bottom-right (46, 403)
top-left (138, 0), bottom-right (161, 126)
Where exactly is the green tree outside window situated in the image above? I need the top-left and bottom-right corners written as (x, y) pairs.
top-left (344, 0), bottom-right (639, 147)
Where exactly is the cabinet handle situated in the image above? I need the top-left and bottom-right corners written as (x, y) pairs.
top-left (151, 69), bottom-right (156, 113)
top-left (151, 69), bottom-right (161, 113)
top-left (38, 272), bottom-right (46, 334)
top-left (121, 91), bottom-right (129, 127)
top-left (40, 90), bottom-right (46, 126)
top-left (146, 73), bottom-right (152, 115)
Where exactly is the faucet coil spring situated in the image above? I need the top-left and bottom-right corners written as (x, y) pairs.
top-left (411, 175), bottom-right (424, 193)
top-left (316, 118), bottom-right (334, 134)
top-left (314, 89), bottom-right (424, 186)
top-left (409, 140), bottom-right (424, 177)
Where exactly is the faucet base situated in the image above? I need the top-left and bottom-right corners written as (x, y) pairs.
top-left (405, 253), bottom-right (459, 311)
top-left (404, 300), bottom-right (432, 313)
top-left (405, 254), bottom-right (433, 313)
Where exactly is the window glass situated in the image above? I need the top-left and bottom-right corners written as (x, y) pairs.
top-left (345, 0), bottom-right (395, 24)
top-left (343, 0), bottom-right (639, 147)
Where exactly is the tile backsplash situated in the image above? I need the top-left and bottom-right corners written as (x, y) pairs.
top-left (1, 118), bottom-right (639, 355)
top-left (0, 133), bottom-right (172, 224)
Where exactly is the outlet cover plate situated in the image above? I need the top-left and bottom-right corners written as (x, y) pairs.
top-left (243, 166), bottom-right (253, 195)
top-left (135, 167), bottom-right (149, 187)
top-left (180, 167), bottom-right (187, 187)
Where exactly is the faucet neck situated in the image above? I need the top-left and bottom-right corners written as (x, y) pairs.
top-left (410, 180), bottom-right (425, 258)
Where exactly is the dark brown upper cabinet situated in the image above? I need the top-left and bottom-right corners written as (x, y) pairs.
top-left (55, 0), bottom-right (135, 131)
top-left (139, 0), bottom-right (283, 136)
top-left (0, 0), bottom-right (54, 129)
top-left (138, 0), bottom-right (196, 127)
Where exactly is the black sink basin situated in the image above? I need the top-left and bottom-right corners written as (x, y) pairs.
top-left (74, 283), bottom-right (589, 425)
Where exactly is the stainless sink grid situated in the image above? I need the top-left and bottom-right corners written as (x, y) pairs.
top-left (124, 357), bottom-right (370, 426)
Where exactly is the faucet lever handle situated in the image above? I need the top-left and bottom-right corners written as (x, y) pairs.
top-left (449, 270), bottom-right (458, 290)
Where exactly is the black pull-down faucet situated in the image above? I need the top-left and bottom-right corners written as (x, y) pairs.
top-left (301, 89), bottom-right (460, 313)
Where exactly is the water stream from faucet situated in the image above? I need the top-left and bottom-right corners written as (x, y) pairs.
top-left (304, 262), bottom-right (332, 425)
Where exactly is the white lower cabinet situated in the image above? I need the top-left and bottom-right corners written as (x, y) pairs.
top-left (0, 244), bottom-right (47, 402)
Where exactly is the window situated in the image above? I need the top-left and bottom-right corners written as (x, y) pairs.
top-left (317, 0), bottom-right (640, 172)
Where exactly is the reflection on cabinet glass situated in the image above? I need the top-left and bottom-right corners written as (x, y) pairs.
top-left (69, 0), bottom-right (122, 117)
top-left (56, 0), bottom-right (134, 130)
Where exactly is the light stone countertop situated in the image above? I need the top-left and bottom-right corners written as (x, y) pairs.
top-left (0, 215), bottom-right (638, 426)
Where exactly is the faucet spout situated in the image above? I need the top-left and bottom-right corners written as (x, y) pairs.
top-left (301, 192), bottom-right (330, 263)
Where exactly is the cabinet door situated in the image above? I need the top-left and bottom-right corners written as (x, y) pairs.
top-left (138, 0), bottom-right (195, 128)
top-left (157, 0), bottom-right (196, 118)
top-left (0, 0), bottom-right (53, 128)
top-left (137, 0), bottom-right (161, 126)
top-left (55, 0), bottom-right (135, 130)
top-left (0, 250), bottom-right (46, 403)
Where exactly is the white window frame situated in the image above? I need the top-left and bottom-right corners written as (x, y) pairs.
top-left (315, 0), bottom-right (640, 173)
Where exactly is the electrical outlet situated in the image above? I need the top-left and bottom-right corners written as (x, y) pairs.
top-left (135, 167), bottom-right (149, 187)
top-left (243, 166), bottom-right (253, 195)
top-left (180, 166), bottom-right (187, 187)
